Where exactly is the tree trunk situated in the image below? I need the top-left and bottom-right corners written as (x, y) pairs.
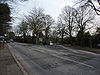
top-left (23, 32), bottom-right (26, 43)
top-left (61, 33), bottom-right (64, 44)
top-left (32, 33), bottom-right (36, 44)
top-left (80, 31), bottom-right (84, 47)
top-left (69, 31), bottom-right (73, 46)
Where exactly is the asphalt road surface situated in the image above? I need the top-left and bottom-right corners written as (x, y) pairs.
top-left (8, 42), bottom-right (100, 75)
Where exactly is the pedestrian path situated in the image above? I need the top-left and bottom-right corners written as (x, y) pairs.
top-left (0, 45), bottom-right (23, 75)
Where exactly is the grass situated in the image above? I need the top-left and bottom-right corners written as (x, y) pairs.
top-left (64, 44), bottom-right (100, 54)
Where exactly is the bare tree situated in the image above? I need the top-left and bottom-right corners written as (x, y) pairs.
top-left (95, 27), bottom-right (100, 34)
top-left (74, 6), bottom-right (95, 46)
top-left (58, 6), bottom-right (76, 45)
top-left (57, 17), bottom-right (67, 44)
top-left (26, 8), bottom-right (44, 43)
top-left (18, 20), bottom-right (29, 38)
top-left (43, 14), bottom-right (54, 40)
top-left (78, 0), bottom-right (100, 15)
top-left (0, 0), bottom-right (27, 3)
top-left (17, 7), bottom-right (54, 44)
top-left (51, 29), bottom-right (59, 43)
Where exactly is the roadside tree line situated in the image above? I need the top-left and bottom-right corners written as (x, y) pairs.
top-left (0, 0), bottom-right (99, 48)
top-left (17, 8), bottom-right (54, 44)
top-left (15, 4), bottom-right (100, 48)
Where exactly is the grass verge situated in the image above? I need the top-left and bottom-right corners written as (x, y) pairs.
top-left (64, 44), bottom-right (100, 54)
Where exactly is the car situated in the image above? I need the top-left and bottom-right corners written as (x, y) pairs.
top-left (43, 40), bottom-right (50, 45)
top-left (0, 39), bottom-right (3, 43)
top-left (6, 40), bottom-right (10, 43)
top-left (0, 36), bottom-right (5, 45)
top-left (10, 39), bottom-right (14, 42)
top-left (50, 41), bottom-right (53, 45)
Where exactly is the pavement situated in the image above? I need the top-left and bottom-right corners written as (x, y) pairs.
top-left (8, 42), bottom-right (100, 75)
top-left (0, 44), bottom-right (23, 75)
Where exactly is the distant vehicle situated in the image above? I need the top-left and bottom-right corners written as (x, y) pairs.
top-left (0, 39), bottom-right (3, 43)
top-left (50, 41), bottom-right (53, 45)
top-left (0, 36), bottom-right (5, 45)
top-left (10, 39), bottom-right (14, 42)
top-left (97, 44), bottom-right (100, 48)
top-left (6, 40), bottom-right (10, 43)
top-left (97, 44), bottom-right (100, 46)
top-left (43, 39), bottom-right (50, 45)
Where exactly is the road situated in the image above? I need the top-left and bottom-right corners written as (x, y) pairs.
top-left (8, 42), bottom-right (100, 75)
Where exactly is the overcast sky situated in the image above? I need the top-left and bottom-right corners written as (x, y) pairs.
top-left (11, 0), bottom-right (76, 26)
